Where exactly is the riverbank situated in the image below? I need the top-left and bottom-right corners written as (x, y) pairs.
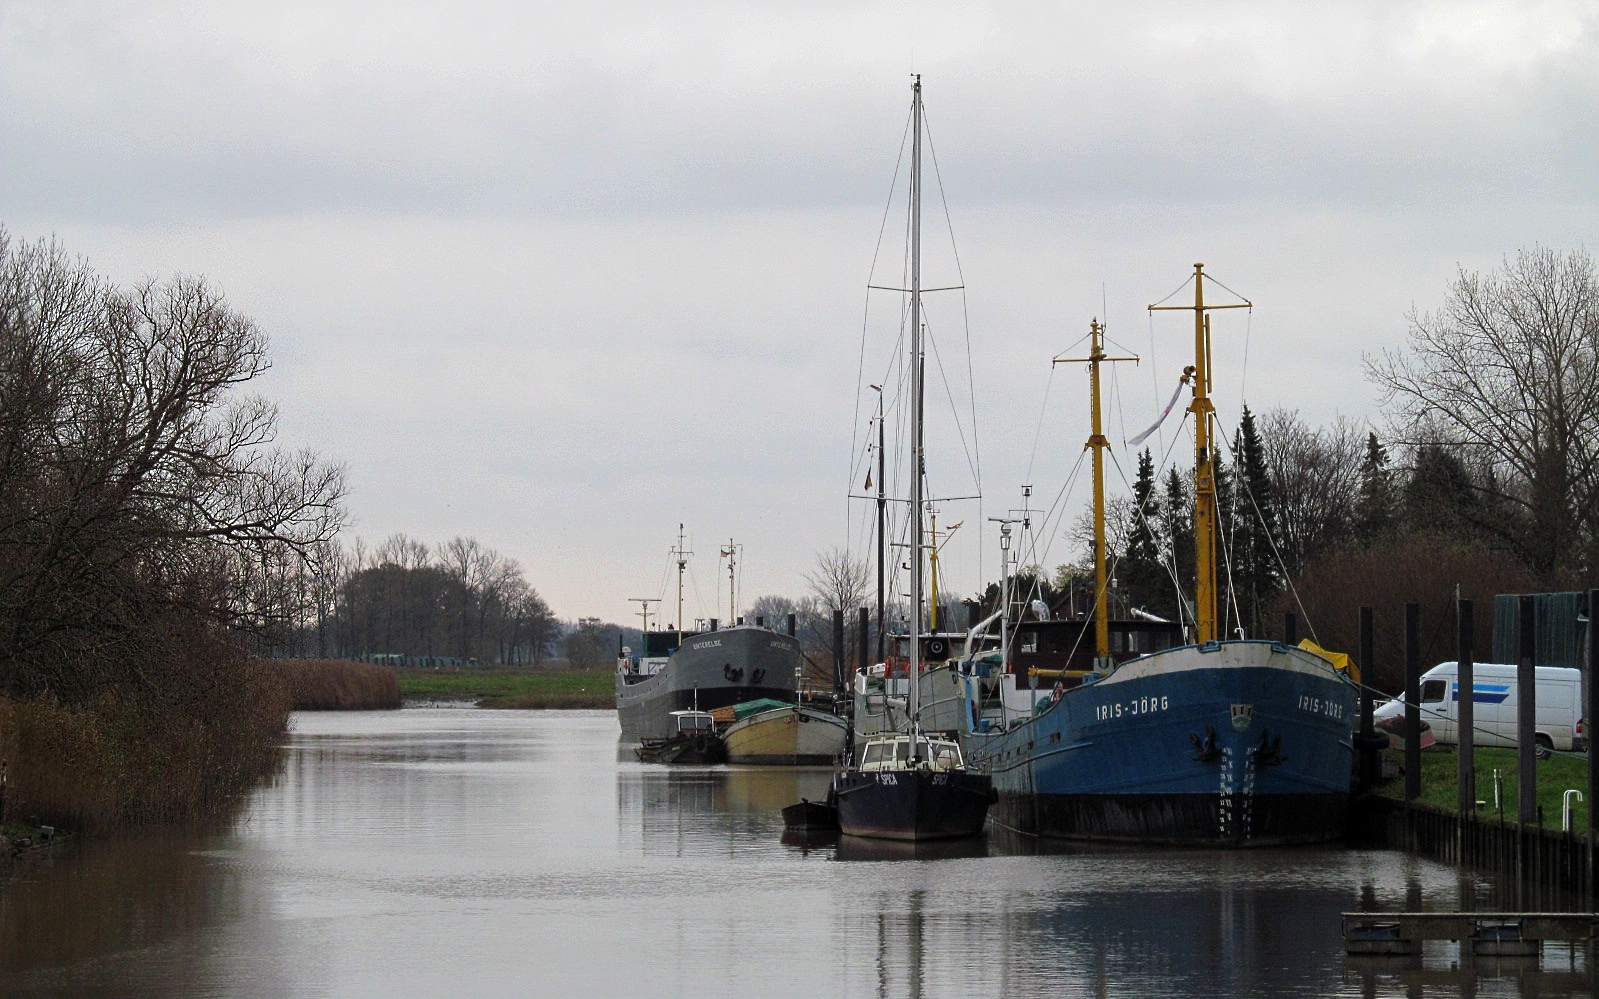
top-left (394, 665), bottom-right (613, 708)
top-left (1374, 745), bottom-right (1591, 828)
top-left (264, 659), bottom-right (401, 710)
top-left (0, 658), bottom-right (288, 836)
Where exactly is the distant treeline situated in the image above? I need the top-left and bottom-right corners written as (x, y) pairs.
top-left (247, 534), bottom-right (564, 667)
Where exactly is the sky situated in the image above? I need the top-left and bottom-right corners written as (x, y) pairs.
top-left (3, 1), bottom-right (1597, 628)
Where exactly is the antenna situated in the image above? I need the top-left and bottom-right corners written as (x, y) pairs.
top-left (670, 525), bottom-right (693, 647)
top-left (628, 597), bottom-right (658, 636)
top-left (720, 539), bottom-right (743, 624)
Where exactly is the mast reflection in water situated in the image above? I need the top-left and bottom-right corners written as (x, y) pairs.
top-left (0, 711), bottom-right (1588, 998)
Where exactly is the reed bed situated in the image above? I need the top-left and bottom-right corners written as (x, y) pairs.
top-left (267, 659), bottom-right (401, 711)
top-left (0, 664), bottom-right (290, 834)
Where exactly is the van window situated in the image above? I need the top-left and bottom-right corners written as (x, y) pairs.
top-left (1421, 679), bottom-right (1447, 703)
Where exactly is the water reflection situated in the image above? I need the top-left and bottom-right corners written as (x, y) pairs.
top-left (615, 755), bottom-right (832, 857)
top-left (0, 710), bottom-right (1591, 998)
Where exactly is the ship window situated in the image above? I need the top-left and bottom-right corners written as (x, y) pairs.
top-left (863, 744), bottom-right (886, 767)
top-left (1020, 633), bottom-right (1038, 653)
top-left (895, 741), bottom-right (910, 764)
top-left (1421, 679), bottom-right (1447, 704)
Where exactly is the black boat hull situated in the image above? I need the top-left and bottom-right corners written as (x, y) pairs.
top-left (832, 768), bottom-right (993, 841)
top-left (635, 732), bottom-right (726, 764)
top-left (781, 797), bottom-right (840, 833)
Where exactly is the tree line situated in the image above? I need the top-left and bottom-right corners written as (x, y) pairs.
top-left (253, 534), bottom-right (566, 667)
top-left (766, 248), bottom-right (1599, 693)
top-left (1067, 247), bottom-right (1599, 689)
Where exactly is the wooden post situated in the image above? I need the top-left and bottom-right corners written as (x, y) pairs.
top-left (1405, 603), bottom-right (1421, 803)
top-left (1518, 595), bottom-right (1537, 827)
top-left (1359, 606), bottom-right (1379, 788)
top-left (1458, 599), bottom-right (1475, 817)
top-left (1589, 588), bottom-right (1598, 901)
top-left (787, 613), bottom-right (796, 638)
top-left (1283, 612), bottom-right (1297, 646)
top-left (832, 608), bottom-right (845, 693)
top-left (857, 607), bottom-right (869, 685)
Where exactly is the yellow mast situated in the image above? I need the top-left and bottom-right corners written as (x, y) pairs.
top-left (1054, 319), bottom-right (1135, 662)
top-left (1148, 264), bottom-right (1249, 644)
top-left (925, 512), bottom-right (961, 633)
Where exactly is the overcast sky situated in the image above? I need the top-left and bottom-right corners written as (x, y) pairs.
top-left (4, 1), bottom-right (1596, 627)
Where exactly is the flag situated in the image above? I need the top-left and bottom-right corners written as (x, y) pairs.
top-left (1128, 370), bottom-right (1193, 448)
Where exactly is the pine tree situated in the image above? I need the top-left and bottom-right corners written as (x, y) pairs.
top-left (1121, 448), bottom-right (1166, 613)
top-left (1163, 466), bottom-right (1195, 623)
top-left (1354, 431), bottom-right (1396, 546)
top-left (1404, 444), bottom-right (1483, 539)
top-left (1229, 405), bottom-right (1279, 637)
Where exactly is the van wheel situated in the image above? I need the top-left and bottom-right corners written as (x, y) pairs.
top-left (1535, 734), bottom-right (1553, 760)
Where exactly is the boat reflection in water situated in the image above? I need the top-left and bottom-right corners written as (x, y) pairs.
top-left (832, 834), bottom-right (989, 863)
top-left (1, 711), bottom-right (1590, 999)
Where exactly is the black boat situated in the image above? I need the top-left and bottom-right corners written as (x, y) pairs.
top-left (826, 78), bottom-right (993, 843)
top-left (780, 792), bottom-right (840, 833)
top-left (832, 733), bottom-right (993, 841)
top-left (633, 710), bottom-right (726, 764)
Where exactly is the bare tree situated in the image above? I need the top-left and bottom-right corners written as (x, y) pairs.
top-left (1366, 246), bottom-right (1599, 574)
top-left (1258, 408), bottom-right (1366, 575)
top-left (0, 230), bottom-right (346, 699)
top-left (805, 547), bottom-right (870, 614)
top-left (803, 548), bottom-right (870, 670)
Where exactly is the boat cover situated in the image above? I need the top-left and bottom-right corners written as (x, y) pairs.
top-left (732, 698), bottom-right (792, 720)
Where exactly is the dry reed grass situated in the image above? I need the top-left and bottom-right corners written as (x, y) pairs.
top-left (267, 659), bottom-right (401, 710)
top-left (0, 661), bottom-right (290, 833)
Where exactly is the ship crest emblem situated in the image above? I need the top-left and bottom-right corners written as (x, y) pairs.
top-left (1230, 703), bottom-right (1254, 733)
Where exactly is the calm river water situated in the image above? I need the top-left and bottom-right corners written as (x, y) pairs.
top-left (0, 708), bottom-right (1591, 998)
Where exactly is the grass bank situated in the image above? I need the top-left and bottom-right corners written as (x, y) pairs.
top-left (394, 665), bottom-right (614, 708)
top-left (265, 659), bottom-right (401, 710)
top-left (1377, 746), bottom-right (1592, 829)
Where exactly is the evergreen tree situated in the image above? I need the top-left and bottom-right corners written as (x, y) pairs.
top-left (1121, 449), bottom-right (1166, 613)
top-left (1228, 405), bottom-right (1280, 637)
top-left (1163, 466), bottom-right (1195, 623)
top-left (1354, 431), bottom-right (1397, 546)
top-left (1403, 443), bottom-right (1480, 538)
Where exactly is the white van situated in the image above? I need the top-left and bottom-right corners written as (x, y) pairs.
top-left (1373, 662), bottom-right (1586, 758)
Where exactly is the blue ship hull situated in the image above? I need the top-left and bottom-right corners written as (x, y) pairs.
top-left (967, 640), bottom-right (1357, 846)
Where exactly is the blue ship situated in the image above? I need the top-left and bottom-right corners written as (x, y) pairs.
top-left (965, 640), bottom-right (1357, 844)
top-left (965, 272), bottom-right (1358, 845)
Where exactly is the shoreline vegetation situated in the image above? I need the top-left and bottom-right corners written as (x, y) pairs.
top-left (1, 233), bottom-right (347, 848)
top-left (268, 659), bottom-right (402, 710)
top-left (1, 654), bottom-right (290, 843)
top-left (1373, 745), bottom-right (1591, 830)
top-left (394, 664), bottom-right (614, 709)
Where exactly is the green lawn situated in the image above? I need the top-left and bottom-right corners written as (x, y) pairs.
top-left (393, 666), bottom-right (614, 708)
top-left (1379, 745), bottom-right (1594, 830)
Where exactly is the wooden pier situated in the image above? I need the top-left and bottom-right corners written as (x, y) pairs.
top-left (1343, 911), bottom-right (1599, 957)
